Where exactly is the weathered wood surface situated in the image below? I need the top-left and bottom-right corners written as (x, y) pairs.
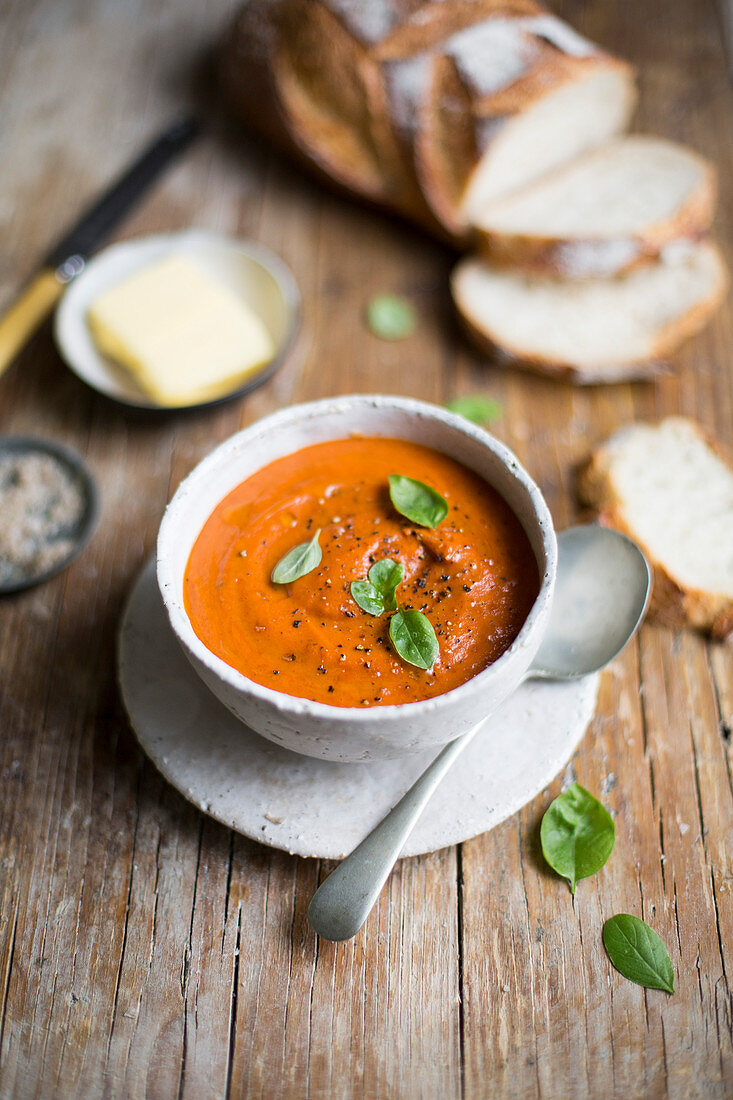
top-left (0, 0), bottom-right (731, 1096)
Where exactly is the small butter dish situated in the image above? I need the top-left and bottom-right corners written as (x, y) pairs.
top-left (54, 230), bottom-right (300, 410)
top-left (0, 437), bottom-right (99, 595)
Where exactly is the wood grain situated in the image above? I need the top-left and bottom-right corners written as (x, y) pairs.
top-left (0, 0), bottom-right (731, 1097)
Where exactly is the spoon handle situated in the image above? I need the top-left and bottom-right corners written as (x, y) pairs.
top-left (307, 722), bottom-right (484, 941)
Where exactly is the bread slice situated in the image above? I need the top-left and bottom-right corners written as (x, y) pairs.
top-left (451, 240), bottom-right (727, 382)
top-left (578, 418), bottom-right (733, 638)
top-left (455, 59), bottom-right (636, 233)
top-left (473, 136), bottom-right (716, 275)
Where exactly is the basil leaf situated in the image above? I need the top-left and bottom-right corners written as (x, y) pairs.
top-left (540, 783), bottom-right (615, 894)
top-left (271, 529), bottom-right (322, 584)
top-left (603, 915), bottom-right (674, 993)
top-left (365, 295), bottom-right (415, 340)
top-left (446, 394), bottom-right (503, 426)
top-left (389, 608), bottom-right (439, 670)
top-left (350, 580), bottom-right (385, 616)
top-left (388, 475), bottom-right (449, 528)
top-left (368, 558), bottom-right (403, 610)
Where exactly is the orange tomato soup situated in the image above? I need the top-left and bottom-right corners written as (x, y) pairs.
top-left (183, 437), bottom-right (539, 707)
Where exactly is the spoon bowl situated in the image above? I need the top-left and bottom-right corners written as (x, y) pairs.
top-left (532, 525), bottom-right (651, 679)
top-left (307, 524), bottom-right (652, 941)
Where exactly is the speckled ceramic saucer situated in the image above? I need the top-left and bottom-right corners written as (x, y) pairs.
top-left (117, 559), bottom-right (599, 859)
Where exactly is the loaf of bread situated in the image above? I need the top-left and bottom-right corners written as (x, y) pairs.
top-left (221, 0), bottom-right (637, 244)
top-left (222, 1), bottom-right (725, 379)
top-left (578, 418), bottom-right (733, 638)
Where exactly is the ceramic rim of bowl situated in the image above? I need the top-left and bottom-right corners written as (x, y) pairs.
top-left (157, 395), bottom-right (557, 721)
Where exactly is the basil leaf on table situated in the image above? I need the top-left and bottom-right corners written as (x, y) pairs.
top-left (446, 395), bottom-right (503, 426)
top-left (365, 295), bottom-right (415, 340)
top-left (540, 782), bottom-right (615, 893)
top-left (603, 914), bottom-right (674, 993)
top-left (271, 529), bottom-right (322, 584)
top-left (350, 558), bottom-right (404, 616)
top-left (388, 475), bottom-right (449, 528)
top-left (389, 608), bottom-right (439, 670)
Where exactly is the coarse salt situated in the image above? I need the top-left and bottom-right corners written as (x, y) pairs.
top-left (0, 452), bottom-right (85, 585)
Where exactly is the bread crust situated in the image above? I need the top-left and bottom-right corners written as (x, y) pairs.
top-left (474, 146), bottom-right (717, 276)
top-left (220, 0), bottom-right (636, 244)
top-left (577, 420), bottom-right (733, 639)
top-left (451, 242), bottom-right (728, 383)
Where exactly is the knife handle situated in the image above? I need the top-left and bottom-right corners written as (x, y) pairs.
top-left (0, 269), bottom-right (64, 379)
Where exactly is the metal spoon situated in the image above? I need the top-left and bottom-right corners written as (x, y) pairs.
top-left (307, 525), bottom-right (651, 941)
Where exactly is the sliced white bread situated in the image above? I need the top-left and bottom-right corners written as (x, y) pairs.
top-left (451, 240), bottom-right (728, 382)
top-left (431, 57), bottom-right (637, 237)
top-left (578, 418), bottom-right (733, 638)
top-left (473, 136), bottom-right (716, 276)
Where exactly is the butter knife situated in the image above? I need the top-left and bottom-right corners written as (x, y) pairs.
top-left (0, 116), bottom-right (200, 378)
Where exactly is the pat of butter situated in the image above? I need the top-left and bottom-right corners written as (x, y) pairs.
top-left (86, 254), bottom-right (276, 406)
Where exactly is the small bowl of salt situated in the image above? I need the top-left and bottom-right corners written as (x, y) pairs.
top-left (0, 438), bottom-right (99, 594)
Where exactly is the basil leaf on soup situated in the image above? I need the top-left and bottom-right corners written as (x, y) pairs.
top-left (446, 394), bottom-right (503, 426)
top-left (540, 782), bottom-right (615, 894)
top-left (350, 580), bottom-right (385, 616)
top-left (388, 475), bottom-right (449, 528)
top-left (366, 294), bottom-right (415, 340)
top-left (271, 529), bottom-right (322, 584)
top-left (603, 914), bottom-right (674, 993)
top-left (390, 608), bottom-right (439, 670)
top-left (368, 558), bottom-right (403, 611)
top-left (351, 559), bottom-right (404, 616)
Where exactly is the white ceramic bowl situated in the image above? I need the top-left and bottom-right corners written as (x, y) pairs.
top-left (54, 229), bottom-right (300, 409)
top-left (157, 396), bottom-right (556, 762)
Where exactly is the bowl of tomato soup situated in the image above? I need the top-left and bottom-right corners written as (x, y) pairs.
top-left (157, 396), bottom-right (556, 762)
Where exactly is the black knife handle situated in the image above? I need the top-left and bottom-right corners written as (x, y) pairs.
top-left (46, 116), bottom-right (201, 272)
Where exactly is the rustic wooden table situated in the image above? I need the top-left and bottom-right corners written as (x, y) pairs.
top-left (1, 0), bottom-right (731, 1096)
